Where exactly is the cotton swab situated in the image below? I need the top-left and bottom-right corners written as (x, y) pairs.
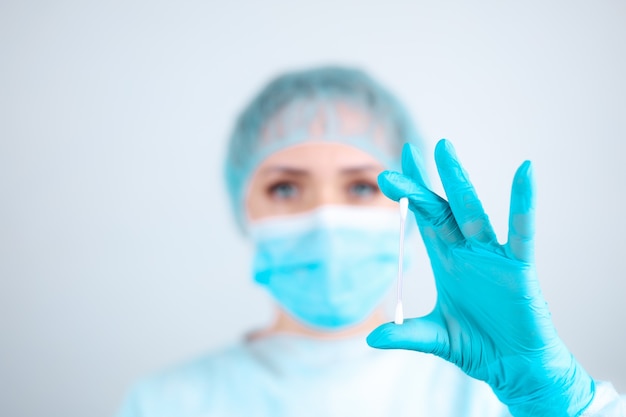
top-left (394, 197), bottom-right (409, 325)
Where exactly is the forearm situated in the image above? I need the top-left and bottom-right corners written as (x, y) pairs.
top-left (580, 381), bottom-right (626, 417)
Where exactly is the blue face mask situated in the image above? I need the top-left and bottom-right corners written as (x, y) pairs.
top-left (248, 206), bottom-right (402, 330)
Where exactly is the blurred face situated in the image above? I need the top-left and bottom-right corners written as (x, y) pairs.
top-left (246, 142), bottom-right (395, 221)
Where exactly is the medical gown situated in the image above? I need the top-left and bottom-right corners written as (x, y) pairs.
top-left (116, 334), bottom-right (625, 417)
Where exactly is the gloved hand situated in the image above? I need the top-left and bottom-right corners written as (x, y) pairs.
top-left (367, 140), bottom-right (595, 417)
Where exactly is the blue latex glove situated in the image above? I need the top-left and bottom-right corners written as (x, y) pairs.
top-left (367, 140), bottom-right (594, 417)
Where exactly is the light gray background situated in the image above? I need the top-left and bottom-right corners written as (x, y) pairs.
top-left (1, 1), bottom-right (624, 416)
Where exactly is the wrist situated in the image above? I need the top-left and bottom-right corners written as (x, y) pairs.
top-left (497, 354), bottom-right (595, 417)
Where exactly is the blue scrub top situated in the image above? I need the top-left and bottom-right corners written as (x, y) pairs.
top-left (115, 333), bottom-right (511, 417)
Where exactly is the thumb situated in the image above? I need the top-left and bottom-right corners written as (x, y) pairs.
top-left (367, 315), bottom-right (449, 357)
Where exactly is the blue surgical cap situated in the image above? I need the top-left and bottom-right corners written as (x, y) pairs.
top-left (224, 66), bottom-right (426, 231)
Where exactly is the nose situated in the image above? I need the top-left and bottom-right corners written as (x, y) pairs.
top-left (308, 183), bottom-right (345, 210)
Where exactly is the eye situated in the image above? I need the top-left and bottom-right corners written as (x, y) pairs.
top-left (347, 181), bottom-right (379, 199)
top-left (267, 181), bottom-right (299, 200)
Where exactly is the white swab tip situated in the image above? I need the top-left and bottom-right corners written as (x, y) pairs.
top-left (394, 302), bottom-right (404, 325)
top-left (399, 197), bottom-right (409, 219)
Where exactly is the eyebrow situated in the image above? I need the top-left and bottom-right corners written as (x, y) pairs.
top-left (339, 164), bottom-right (382, 174)
top-left (259, 164), bottom-right (382, 176)
top-left (259, 166), bottom-right (309, 176)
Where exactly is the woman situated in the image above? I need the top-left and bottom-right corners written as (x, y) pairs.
top-left (116, 66), bottom-right (624, 416)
